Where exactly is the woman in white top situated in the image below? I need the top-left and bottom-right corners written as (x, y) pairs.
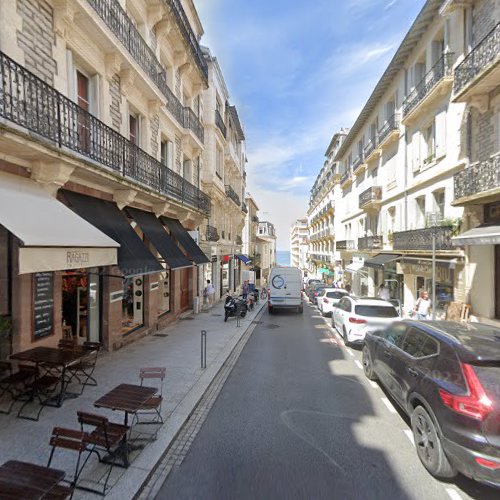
top-left (414, 290), bottom-right (432, 320)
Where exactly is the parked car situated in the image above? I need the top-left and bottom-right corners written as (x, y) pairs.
top-left (305, 282), bottom-right (326, 303)
top-left (332, 296), bottom-right (399, 345)
top-left (317, 288), bottom-right (350, 317)
top-left (362, 321), bottom-right (500, 488)
top-left (311, 284), bottom-right (329, 306)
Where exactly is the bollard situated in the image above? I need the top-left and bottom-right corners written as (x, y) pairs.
top-left (201, 330), bottom-right (207, 369)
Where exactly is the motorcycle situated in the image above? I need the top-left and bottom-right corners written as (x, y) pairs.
top-left (224, 293), bottom-right (248, 322)
top-left (253, 289), bottom-right (260, 304)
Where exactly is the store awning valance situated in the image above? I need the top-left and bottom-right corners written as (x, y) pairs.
top-left (161, 217), bottom-right (210, 265)
top-left (452, 225), bottom-right (500, 246)
top-left (0, 172), bottom-right (118, 274)
top-left (235, 254), bottom-right (251, 265)
top-left (364, 253), bottom-right (401, 269)
top-left (345, 261), bottom-right (367, 274)
top-left (62, 190), bottom-right (162, 278)
top-left (402, 256), bottom-right (458, 270)
top-left (127, 208), bottom-right (192, 270)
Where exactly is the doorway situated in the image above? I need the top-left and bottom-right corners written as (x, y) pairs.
top-left (180, 268), bottom-right (190, 310)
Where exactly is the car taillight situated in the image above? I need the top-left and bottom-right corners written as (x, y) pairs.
top-left (323, 298), bottom-right (329, 303)
top-left (438, 363), bottom-right (493, 421)
top-left (348, 317), bottom-right (366, 324)
top-left (475, 457), bottom-right (500, 470)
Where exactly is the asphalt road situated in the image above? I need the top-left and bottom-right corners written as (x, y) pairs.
top-left (156, 301), bottom-right (498, 500)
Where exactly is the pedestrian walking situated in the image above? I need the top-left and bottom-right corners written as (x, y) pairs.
top-left (413, 290), bottom-right (432, 320)
top-left (204, 280), bottom-right (215, 306)
top-left (378, 284), bottom-right (390, 301)
top-left (242, 280), bottom-right (249, 300)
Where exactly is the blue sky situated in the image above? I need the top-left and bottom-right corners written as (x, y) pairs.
top-left (197, 0), bottom-right (426, 249)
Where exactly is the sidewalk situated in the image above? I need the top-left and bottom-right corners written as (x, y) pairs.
top-left (0, 297), bottom-right (267, 499)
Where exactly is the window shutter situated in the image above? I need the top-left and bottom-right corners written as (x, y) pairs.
top-left (412, 132), bottom-right (421, 172)
top-left (435, 110), bottom-right (447, 158)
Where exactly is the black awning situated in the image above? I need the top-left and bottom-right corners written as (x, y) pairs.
top-left (62, 190), bottom-right (163, 277)
top-left (364, 253), bottom-right (401, 269)
top-left (235, 254), bottom-right (251, 265)
top-left (161, 217), bottom-right (210, 265)
top-left (127, 208), bottom-right (192, 270)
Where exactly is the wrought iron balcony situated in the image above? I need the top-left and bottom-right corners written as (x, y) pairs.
top-left (378, 113), bottom-right (400, 146)
top-left (241, 201), bottom-right (248, 213)
top-left (340, 169), bottom-right (352, 186)
top-left (206, 225), bottom-right (220, 242)
top-left (352, 155), bottom-right (364, 173)
top-left (162, 0), bottom-right (209, 82)
top-left (358, 235), bottom-right (383, 251)
top-left (363, 137), bottom-right (378, 162)
top-left (454, 22), bottom-right (500, 97)
top-left (403, 53), bottom-right (454, 118)
top-left (225, 185), bottom-right (240, 206)
top-left (215, 109), bottom-right (226, 137)
top-left (359, 186), bottom-right (382, 210)
top-left (0, 51), bottom-right (210, 215)
top-left (454, 155), bottom-right (500, 202)
top-left (87, 0), bottom-right (204, 143)
top-left (336, 240), bottom-right (355, 251)
top-left (236, 235), bottom-right (243, 245)
top-left (392, 226), bottom-right (454, 251)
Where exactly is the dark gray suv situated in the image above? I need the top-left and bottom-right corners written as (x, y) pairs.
top-left (362, 321), bottom-right (499, 488)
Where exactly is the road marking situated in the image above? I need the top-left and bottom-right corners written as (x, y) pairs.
top-left (381, 397), bottom-right (397, 414)
top-left (354, 360), bottom-right (363, 370)
top-left (368, 380), bottom-right (378, 389)
top-left (403, 429), bottom-right (415, 447)
top-left (346, 349), bottom-right (354, 357)
top-left (445, 488), bottom-right (462, 500)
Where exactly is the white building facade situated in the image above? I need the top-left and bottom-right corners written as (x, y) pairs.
top-left (290, 218), bottom-right (309, 271)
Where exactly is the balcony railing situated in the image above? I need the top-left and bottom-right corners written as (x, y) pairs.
top-left (363, 137), bottom-right (378, 159)
top-left (241, 201), bottom-right (248, 213)
top-left (215, 109), bottom-right (226, 137)
top-left (225, 185), bottom-right (240, 206)
top-left (352, 155), bottom-right (364, 172)
top-left (336, 240), bottom-right (355, 251)
top-left (378, 113), bottom-right (399, 144)
top-left (359, 186), bottom-right (382, 209)
top-left (340, 169), bottom-right (352, 185)
top-left (206, 225), bottom-right (220, 242)
top-left (454, 155), bottom-right (500, 201)
top-left (0, 51), bottom-right (210, 215)
top-left (358, 235), bottom-right (383, 251)
top-left (88, 0), bottom-right (204, 143)
top-left (454, 22), bottom-right (500, 95)
top-left (252, 215), bottom-right (259, 223)
top-left (162, 0), bottom-right (209, 82)
top-left (403, 53), bottom-right (454, 117)
top-left (392, 226), bottom-right (454, 251)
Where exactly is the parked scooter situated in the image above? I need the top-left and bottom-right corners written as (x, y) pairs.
top-left (247, 293), bottom-right (254, 311)
top-left (253, 288), bottom-right (260, 304)
top-left (224, 292), bottom-right (248, 322)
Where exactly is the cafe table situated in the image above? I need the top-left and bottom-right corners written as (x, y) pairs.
top-left (10, 346), bottom-right (85, 407)
top-left (0, 460), bottom-right (65, 499)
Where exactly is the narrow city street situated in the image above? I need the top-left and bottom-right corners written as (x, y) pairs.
top-left (156, 302), bottom-right (498, 500)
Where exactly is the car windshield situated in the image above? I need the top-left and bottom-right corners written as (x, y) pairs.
top-left (355, 305), bottom-right (399, 318)
top-left (326, 291), bottom-right (348, 299)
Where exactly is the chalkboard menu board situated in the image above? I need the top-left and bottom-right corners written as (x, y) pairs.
top-left (33, 272), bottom-right (54, 338)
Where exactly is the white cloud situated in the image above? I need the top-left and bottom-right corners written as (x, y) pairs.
top-left (384, 0), bottom-right (399, 10)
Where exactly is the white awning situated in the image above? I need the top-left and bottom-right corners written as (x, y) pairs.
top-left (452, 225), bottom-right (500, 246)
top-left (344, 261), bottom-right (366, 274)
top-left (0, 171), bottom-right (119, 274)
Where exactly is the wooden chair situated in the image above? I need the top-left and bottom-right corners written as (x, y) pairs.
top-left (77, 411), bottom-right (129, 494)
top-left (17, 372), bottom-right (61, 421)
top-left (0, 363), bottom-right (37, 415)
top-left (47, 427), bottom-right (89, 499)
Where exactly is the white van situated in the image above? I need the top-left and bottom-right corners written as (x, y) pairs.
top-left (268, 266), bottom-right (303, 314)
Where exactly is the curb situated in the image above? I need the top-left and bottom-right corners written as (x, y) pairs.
top-left (106, 300), bottom-right (267, 500)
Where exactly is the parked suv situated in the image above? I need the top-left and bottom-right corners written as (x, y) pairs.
top-left (332, 296), bottom-right (400, 345)
top-left (317, 288), bottom-right (350, 317)
top-left (362, 321), bottom-right (500, 488)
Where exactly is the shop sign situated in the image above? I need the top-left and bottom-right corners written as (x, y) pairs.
top-left (402, 260), bottom-right (451, 280)
top-left (33, 272), bottom-right (54, 339)
top-left (211, 255), bottom-right (218, 263)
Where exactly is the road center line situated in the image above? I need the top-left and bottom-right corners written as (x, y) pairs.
top-left (354, 360), bottom-right (363, 370)
top-left (381, 397), bottom-right (397, 414)
top-left (445, 487), bottom-right (463, 500)
top-left (403, 429), bottom-right (415, 447)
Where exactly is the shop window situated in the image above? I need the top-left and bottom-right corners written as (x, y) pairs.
top-left (122, 277), bottom-right (143, 333)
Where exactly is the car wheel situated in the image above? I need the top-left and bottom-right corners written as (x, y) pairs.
top-left (362, 346), bottom-right (377, 381)
top-left (411, 406), bottom-right (456, 479)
